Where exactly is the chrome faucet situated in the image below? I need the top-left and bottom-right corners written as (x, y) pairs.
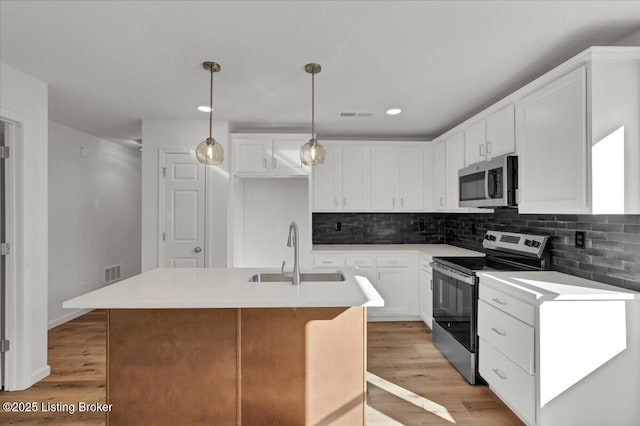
top-left (286, 221), bottom-right (301, 285)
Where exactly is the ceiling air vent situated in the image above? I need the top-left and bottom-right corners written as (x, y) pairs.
top-left (339, 111), bottom-right (374, 118)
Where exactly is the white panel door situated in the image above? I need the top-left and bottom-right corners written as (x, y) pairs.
top-left (341, 146), bottom-right (371, 210)
top-left (163, 153), bottom-right (205, 267)
top-left (486, 103), bottom-right (515, 159)
top-left (398, 146), bottom-right (424, 210)
top-left (434, 140), bottom-right (447, 210)
top-left (272, 139), bottom-right (307, 175)
top-left (518, 66), bottom-right (588, 213)
top-left (235, 139), bottom-right (270, 173)
top-left (464, 120), bottom-right (486, 166)
top-left (445, 131), bottom-right (465, 210)
top-left (313, 146), bottom-right (342, 211)
top-left (371, 146), bottom-right (399, 210)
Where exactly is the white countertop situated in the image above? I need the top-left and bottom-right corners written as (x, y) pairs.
top-left (62, 267), bottom-right (384, 309)
top-left (478, 270), bottom-right (640, 303)
top-left (312, 244), bottom-right (485, 258)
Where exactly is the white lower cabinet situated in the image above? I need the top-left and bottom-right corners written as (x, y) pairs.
top-left (479, 338), bottom-right (535, 425)
top-left (370, 267), bottom-right (410, 317)
top-left (418, 256), bottom-right (433, 329)
top-left (478, 282), bottom-right (536, 425)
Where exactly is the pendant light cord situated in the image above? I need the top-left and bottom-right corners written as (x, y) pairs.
top-left (311, 70), bottom-right (315, 145)
top-left (208, 67), bottom-right (214, 141)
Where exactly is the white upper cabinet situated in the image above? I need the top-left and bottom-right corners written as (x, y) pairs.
top-left (312, 146), bottom-right (342, 211)
top-left (232, 134), bottom-right (309, 176)
top-left (342, 146), bottom-right (371, 211)
top-left (235, 138), bottom-right (271, 174)
top-left (486, 104), bottom-right (516, 159)
top-left (434, 140), bottom-right (447, 211)
top-left (517, 66), bottom-right (588, 213)
top-left (445, 132), bottom-right (465, 211)
top-left (398, 145), bottom-right (425, 210)
top-left (464, 104), bottom-right (515, 166)
top-left (371, 145), bottom-right (425, 211)
top-left (371, 146), bottom-right (399, 210)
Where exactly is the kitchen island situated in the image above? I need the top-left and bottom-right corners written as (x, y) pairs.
top-left (63, 267), bottom-right (382, 426)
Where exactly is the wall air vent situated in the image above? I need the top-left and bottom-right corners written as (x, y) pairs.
top-left (104, 263), bottom-right (122, 285)
top-left (339, 111), bottom-right (374, 118)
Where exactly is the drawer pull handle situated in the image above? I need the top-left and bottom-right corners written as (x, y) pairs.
top-left (491, 327), bottom-right (506, 336)
top-left (492, 297), bottom-right (508, 306)
top-left (492, 369), bottom-right (508, 380)
top-left (322, 261), bottom-right (332, 264)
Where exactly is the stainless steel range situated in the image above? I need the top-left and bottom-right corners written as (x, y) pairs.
top-left (431, 230), bottom-right (550, 384)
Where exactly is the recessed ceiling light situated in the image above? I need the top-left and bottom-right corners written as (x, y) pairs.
top-left (386, 108), bottom-right (402, 116)
top-left (197, 105), bottom-right (212, 112)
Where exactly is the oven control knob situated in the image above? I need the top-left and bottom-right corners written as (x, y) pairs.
top-left (532, 240), bottom-right (541, 248)
top-left (524, 239), bottom-right (532, 247)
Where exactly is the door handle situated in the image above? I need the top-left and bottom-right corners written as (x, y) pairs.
top-left (194, 247), bottom-right (202, 253)
top-left (479, 144), bottom-right (485, 157)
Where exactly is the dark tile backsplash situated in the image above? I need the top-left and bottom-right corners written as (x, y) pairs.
top-left (312, 210), bottom-right (640, 291)
top-left (312, 213), bottom-right (445, 244)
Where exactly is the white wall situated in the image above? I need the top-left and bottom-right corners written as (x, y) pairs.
top-left (613, 28), bottom-right (640, 46)
top-left (0, 62), bottom-right (49, 389)
top-left (141, 119), bottom-right (229, 270)
top-left (240, 178), bottom-right (311, 267)
top-left (48, 121), bottom-right (141, 328)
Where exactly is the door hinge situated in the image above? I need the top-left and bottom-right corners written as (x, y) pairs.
top-left (162, 167), bottom-right (166, 177)
top-left (0, 243), bottom-right (9, 256)
top-left (162, 232), bottom-right (166, 242)
top-left (0, 340), bottom-right (9, 353)
top-left (0, 146), bottom-right (9, 159)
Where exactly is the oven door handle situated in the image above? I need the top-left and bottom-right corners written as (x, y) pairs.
top-left (431, 262), bottom-right (476, 285)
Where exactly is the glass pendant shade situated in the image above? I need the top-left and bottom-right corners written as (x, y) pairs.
top-left (300, 138), bottom-right (326, 165)
top-left (196, 137), bottom-right (224, 165)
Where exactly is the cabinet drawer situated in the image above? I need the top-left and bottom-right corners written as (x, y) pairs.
top-left (479, 283), bottom-right (535, 326)
top-left (346, 256), bottom-right (374, 267)
top-left (376, 256), bottom-right (410, 267)
top-left (478, 300), bottom-right (534, 374)
top-left (313, 255), bottom-right (345, 267)
top-left (479, 338), bottom-right (535, 425)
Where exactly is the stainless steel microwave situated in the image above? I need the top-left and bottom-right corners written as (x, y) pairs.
top-left (458, 155), bottom-right (517, 208)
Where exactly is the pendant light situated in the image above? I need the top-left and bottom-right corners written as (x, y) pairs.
top-left (196, 61), bottom-right (224, 165)
top-left (300, 63), bottom-right (326, 166)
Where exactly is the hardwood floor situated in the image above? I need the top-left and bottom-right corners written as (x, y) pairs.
top-left (367, 321), bottom-right (523, 425)
top-left (0, 312), bottom-right (522, 425)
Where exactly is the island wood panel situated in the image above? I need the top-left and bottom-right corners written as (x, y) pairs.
top-left (240, 307), bottom-right (366, 425)
top-left (107, 309), bottom-right (237, 426)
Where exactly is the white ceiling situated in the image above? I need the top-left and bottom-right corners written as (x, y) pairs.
top-left (1, 1), bottom-right (639, 143)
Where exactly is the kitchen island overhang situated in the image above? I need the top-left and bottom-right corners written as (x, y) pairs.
top-left (63, 267), bottom-right (383, 426)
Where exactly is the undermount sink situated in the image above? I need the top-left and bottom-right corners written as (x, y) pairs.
top-left (248, 272), bottom-right (346, 283)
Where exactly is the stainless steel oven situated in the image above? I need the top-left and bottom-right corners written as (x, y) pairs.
top-left (458, 155), bottom-right (517, 208)
top-left (431, 230), bottom-right (550, 385)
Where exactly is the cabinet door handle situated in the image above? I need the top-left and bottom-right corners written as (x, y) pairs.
top-left (322, 261), bottom-right (332, 264)
top-left (487, 141), bottom-right (492, 154)
top-left (400, 198), bottom-right (404, 207)
top-left (430, 279), bottom-right (433, 290)
top-left (492, 369), bottom-right (508, 380)
top-left (491, 327), bottom-right (506, 336)
top-left (479, 144), bottom-right (485, 156)
top-left (492, 297), bottom-right (508, 306)
top-left (263, 158), bottom-right (267, 168)
top-left (392, 198), bottom-right (395, 207)
top-left (439, 197), bottom-right (444, 207)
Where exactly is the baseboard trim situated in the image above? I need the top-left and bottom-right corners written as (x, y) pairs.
top-left (48, 308), bottom-right (93, 329)
top-left (31, 364), bottom-right (51, 384)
